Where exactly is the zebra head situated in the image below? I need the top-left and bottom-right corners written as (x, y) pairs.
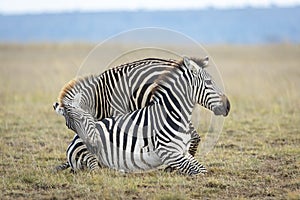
top-left (53, 89), bottom-right (88, 132)
top-left (53, 76), bottom-right (96, 118)
top-left (59, 92), bottom-right (92, 133)
top-left (183, 57), bottom-right (230, 117)
top-left (53, 89), bottom-right (83, 116)
top-left (63, 105), bottom-right (86, 134)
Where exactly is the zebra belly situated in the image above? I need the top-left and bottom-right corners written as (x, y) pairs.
top-left (95, 127), bottom-right (162, 173)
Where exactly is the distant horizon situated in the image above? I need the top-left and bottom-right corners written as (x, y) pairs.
top-left (1, 4), bottom-right (300, 16)
top-left (1, 0), bottom-right (300, 15)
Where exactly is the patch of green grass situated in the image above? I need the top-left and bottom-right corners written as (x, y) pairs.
top-left (0, 44), bottom-right (299, 199)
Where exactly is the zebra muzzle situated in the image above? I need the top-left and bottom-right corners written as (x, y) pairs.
top-left (53, 102), bottom-right (59, 110)
top-left (212, 95), bottom-right (230, 117)
top-left (53, 102), bottom-right (65, 116)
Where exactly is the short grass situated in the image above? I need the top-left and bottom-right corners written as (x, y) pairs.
top-left (0, 43), bottom-right (299, 199)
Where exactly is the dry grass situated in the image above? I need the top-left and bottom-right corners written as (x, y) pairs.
top-left (0, 43), bottom-right (299, 199)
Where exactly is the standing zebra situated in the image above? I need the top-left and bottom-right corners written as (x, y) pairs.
top-left (54, 58), bottom-right (201, 172)
top-left (59, 56), bottom-right (230, 175)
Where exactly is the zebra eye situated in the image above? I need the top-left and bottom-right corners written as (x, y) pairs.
top-left (191, 70), bottom-right (198, 75)
top-left (205, 80), bottom-right (212, 85)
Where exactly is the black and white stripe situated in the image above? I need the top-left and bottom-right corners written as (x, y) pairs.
top-left (61, 57), bottom-right (230, 175)
top-left (54, 58), bottom-right (201, 172)
top-left (55, 135), bottom-right (101, 172)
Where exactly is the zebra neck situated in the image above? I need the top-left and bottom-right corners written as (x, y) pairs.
top-left (152, 84), bottom-right (194, 131)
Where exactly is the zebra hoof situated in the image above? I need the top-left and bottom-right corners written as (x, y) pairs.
top-left (164, 166), bottom-right (176, 173)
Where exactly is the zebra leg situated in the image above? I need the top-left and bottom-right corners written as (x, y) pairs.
top-left (85, 153), bottom-right (102, 171)
top-left (65, 134), bottom-right (102, 172)
top-left (173, 154), bottom-right (206, 175)
top-left (189, 130), bottom-right (201, 157)
top-left (163, 125), bottom-right (200, 173)
top-left (54, 161), bottom-right (70, 172)
top-left (187, 121), bottom-right (201, 157)
top-left (159, 150), bottom-right (207, 175)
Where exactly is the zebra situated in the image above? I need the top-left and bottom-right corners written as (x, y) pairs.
top-left (54, 134), bottom-right (101, 172)
top-left (59, 56), bottom-right (230, 175)
top-left (54, 58), bottom-right (201, 172)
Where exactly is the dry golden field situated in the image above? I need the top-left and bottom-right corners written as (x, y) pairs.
top-left (0, 43), bottom-right (299, 199)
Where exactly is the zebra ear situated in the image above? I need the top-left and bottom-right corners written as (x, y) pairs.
top-left (202, 56), bottom-right (209, 67)
top-left (183, 56), bottom-right (190, 67)
top-left (184, 57), bottom-right (199, 74)
top-left (72, 92), bottom-right (82, 108)
top-left (190, 56), bottom-right (209, 68)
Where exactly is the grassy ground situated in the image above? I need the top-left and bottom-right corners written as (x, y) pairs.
top-left (0, 43), bottom-right (299, 199)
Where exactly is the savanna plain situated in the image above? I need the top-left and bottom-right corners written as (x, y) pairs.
top-left (0, 43), bottom-right (299, 199)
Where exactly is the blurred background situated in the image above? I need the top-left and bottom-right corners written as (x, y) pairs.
top-left (0, 0), bottom-right (299, 44)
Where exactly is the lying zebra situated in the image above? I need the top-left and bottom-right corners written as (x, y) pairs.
top-left (59, 57), bottom-right (230, 175)
top-left (54, 58), bottom-right (201, 172)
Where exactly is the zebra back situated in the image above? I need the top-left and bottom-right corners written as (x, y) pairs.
top-left (57, 58), bottom-right (179, 119)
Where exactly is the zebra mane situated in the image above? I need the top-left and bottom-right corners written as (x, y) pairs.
top-left (58, 75), bottom-right (94, 107)
top-left (150, 57), bottom-right (209, 96)
top-left (149, 59), bottom-right (181, 96)
top-left (112, 57), bottom-right (179, 70)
